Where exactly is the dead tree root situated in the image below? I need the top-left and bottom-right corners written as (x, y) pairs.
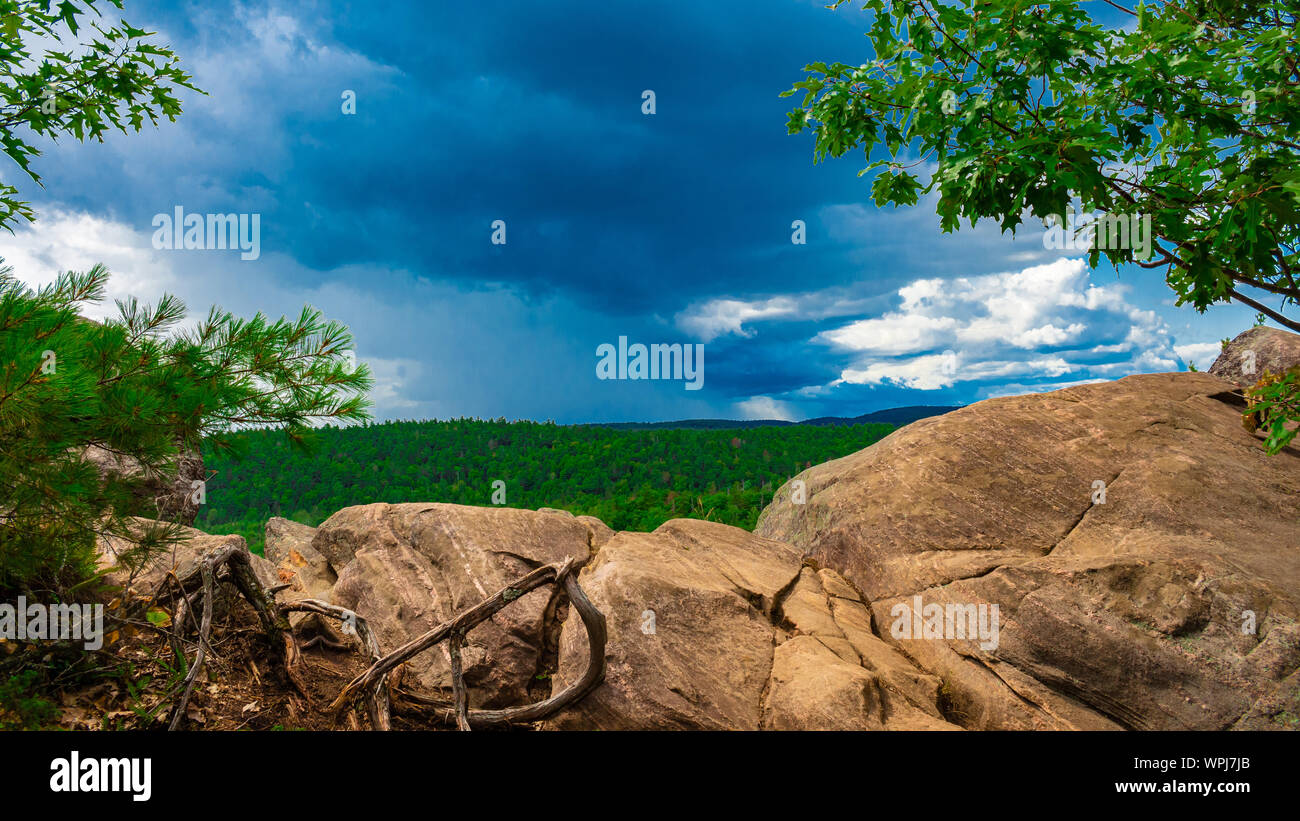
top-left (149, 544), bottom-right (606, 731)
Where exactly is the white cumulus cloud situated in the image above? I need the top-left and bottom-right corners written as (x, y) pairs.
top-left (819, 257), bottom-right (1183, 390)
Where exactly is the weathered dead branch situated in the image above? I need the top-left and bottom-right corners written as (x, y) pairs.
top-left (331, 557), bottom-right (607, 730)
top-left (166, 557), bottom-right (215, 730)
top-left (449, 632), bottom-right (470, 731)
top-left (147, 542), bottom-right (606, 731)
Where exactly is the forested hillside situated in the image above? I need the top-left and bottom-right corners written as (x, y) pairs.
top-left (195, 418), bottom-right (896, 553)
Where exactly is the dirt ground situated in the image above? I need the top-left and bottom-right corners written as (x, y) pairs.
top-left (3, 594), bottom-right (457, 731)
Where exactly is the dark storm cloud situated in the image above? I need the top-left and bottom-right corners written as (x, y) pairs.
top-left (7, 0), bottom-right (1252, 422)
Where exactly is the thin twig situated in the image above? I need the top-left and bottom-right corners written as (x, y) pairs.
top-left (167, 558), bottom-right (214, 731)
top-left (450, 632), bottom-right (470, 732)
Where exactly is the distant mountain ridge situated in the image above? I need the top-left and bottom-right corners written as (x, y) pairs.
top-left (586, 405), bottom-right (962, 431)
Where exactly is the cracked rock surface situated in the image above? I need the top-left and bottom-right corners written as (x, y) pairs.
top-left (756, 371), bottom-right (1300, 730)
top-left (545, 518), bottom-right (961, 729)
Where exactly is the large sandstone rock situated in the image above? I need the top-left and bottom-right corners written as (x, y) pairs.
top-left (1209, 326), bottom-right (1300, 386)
top-left (83, 447), bottom-right (206, 526)
top-left (757, 372), bottom-right (1300, 730)
top-left (537, 507), bottom-right (616, 548)
top-left (306, 503), bottom-right (953, 728)
top-left (264, 517), bottom-right (319, 566)
top-left (544, 518), bottom-right (960, 730)
top-left (264, 518), bottom-right (335, 627)
top-left (315, 503), bottom-right (605, 707)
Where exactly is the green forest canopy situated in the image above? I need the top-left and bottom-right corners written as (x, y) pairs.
top-left (196, 417), bottom-right (898, 553)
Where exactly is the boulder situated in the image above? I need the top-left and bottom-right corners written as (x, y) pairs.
top-left (535, 507), bottom-right (616, 549)
top-left (764, 636), bottom-right (885, 730)
top-left (778, 567), bottom-right (956, 729)
top-left (757, 372), bottom-right (1300, 730)
top-left (96, 519), bottom-right (277, 617)
top-left (1209, 326), bottom-right (1300, 386)
top-left (576, 516), bottom-right (616, 549)
top-left (306, 504), bottom-right (960, 730)
top-left (264, 517), bottom-right (319, 565)
top-left (314, 503), bottom-right (599, 707)
top-left (544, 518), bottom-right (960, 730)
top-left (545, 521), bottom-right (788, 730)
top-left (264, 518), bottom-right (335, 628)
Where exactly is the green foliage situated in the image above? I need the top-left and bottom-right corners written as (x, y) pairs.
top-left (195, 418), bottom-right (897, 552)
top-left (0, 262), bottom-right (372, 594)
top-left (0, 0), bottom-right (200, 230)
top-left (0, 640), bottom-right (178, 729)
top-left (1244, 366), bottom-right (1299, 452)
top-left (0, 1), bottom-right (374, 593)
top-left (0, 668), bottom-right (59, 729)
top-left (786, 0), bottom-right (1299, 452)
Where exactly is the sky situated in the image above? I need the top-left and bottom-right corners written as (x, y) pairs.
top-left (0, 0), bottom-right (1262, 424)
